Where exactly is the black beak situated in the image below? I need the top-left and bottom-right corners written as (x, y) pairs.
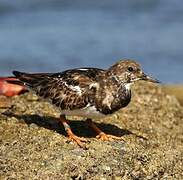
top-left (141, 73), bottom-right (160, 83)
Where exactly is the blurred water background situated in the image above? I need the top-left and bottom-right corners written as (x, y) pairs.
top-left (0, 0), bottom-right (182, 84)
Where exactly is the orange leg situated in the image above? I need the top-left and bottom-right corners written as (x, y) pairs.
top-left (59, 115), bottom-right (88, 149)
top-left (86, 119), bottom-right (124, 141)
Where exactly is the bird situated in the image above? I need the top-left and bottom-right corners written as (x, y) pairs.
top-left (10, 59), bottom-right (159, 149)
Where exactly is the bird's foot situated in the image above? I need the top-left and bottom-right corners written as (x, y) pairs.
top-left (96, 132), bottom-right (124, 141)
top-left (67, 128), bottom-right (88, 149)
top-left (86, 119), bottom-right (124, 141)
top-left (59, 114), bottom-right (88, 149)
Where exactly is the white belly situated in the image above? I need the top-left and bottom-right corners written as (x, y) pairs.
top-left (61, 105), bottom-right (105, 119)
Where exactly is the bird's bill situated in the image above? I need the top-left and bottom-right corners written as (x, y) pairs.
top-left (141, 73), bottom-right (160, 83)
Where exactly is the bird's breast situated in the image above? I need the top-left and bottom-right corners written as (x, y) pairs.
top-left (96, 87), bottom-right (131, 115)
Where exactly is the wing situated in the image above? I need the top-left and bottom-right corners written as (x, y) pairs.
top-left (12, 68), bottom-right (104, 110)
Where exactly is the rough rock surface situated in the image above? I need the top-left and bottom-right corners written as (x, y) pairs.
top-left (0, 82), bottom-right (183, 179)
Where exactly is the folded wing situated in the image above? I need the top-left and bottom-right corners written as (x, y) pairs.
top-left (12, 68), bottom-right (104, 110)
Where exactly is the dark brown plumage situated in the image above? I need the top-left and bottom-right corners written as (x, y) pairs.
top-left (12, 59), bottom-right (159, 148)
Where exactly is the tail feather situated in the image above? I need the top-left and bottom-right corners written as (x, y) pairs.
top-left (12, 71), bottom-right (25, 78)
top-left (12, 71), bottom-right (53, 88)
top-left (12, 71), bottom-right (35, 87)
top-left (2, 76), bottom-right (24, 86)
top-left (6, 78), bottom-right (25, 86)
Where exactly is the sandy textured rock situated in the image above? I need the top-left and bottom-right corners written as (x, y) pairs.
top-left (0, 82), bottom-right (183, 179)
top-left (163, 85), bottom-right (183, 106)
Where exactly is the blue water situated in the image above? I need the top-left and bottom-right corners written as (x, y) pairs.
top-left (0, 0), bottom-right (183, 83)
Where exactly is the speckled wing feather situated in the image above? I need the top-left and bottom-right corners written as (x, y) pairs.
top-left (13, 68), bottom-right (104, 111)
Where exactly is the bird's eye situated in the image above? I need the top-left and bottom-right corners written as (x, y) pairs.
top-left (128, 67), bottom-right (134, 72)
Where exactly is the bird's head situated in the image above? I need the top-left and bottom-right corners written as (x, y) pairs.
top-left (107, 59), bottom-right (160, 85)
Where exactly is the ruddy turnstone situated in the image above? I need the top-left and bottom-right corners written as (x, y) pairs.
top-left (11, 59), bottom-right (159, 148)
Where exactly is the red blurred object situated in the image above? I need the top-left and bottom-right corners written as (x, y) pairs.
top-left (0, 77), bottom-right (27, 97)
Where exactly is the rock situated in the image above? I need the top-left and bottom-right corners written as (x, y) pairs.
top-left (0, 96), bottom-right (12, 109)
top-left (163, 85), bottom-right (183, 106)
top-left (0, 82), bottom-right (183, 179)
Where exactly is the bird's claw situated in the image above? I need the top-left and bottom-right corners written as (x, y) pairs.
top-left (68, 133), bottom-right (88, 149)
top-left (96, 132), bottom-right (124, 141)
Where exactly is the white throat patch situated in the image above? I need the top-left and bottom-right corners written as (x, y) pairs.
top-left (125, 83), bottom-right (132, 90)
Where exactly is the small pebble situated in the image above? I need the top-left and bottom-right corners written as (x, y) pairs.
top-left (29, 123), bottom-right (39, 129)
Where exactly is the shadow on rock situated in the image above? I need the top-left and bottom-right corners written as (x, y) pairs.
top-left (3, 112), bottom-right (137, 139)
